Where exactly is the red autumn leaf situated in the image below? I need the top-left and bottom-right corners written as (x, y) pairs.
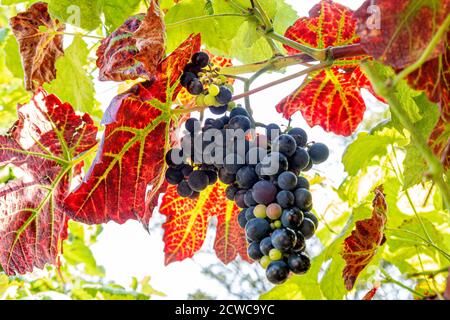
top-left (214, 201), bottom-right (252, 264)
top-left (10, 2), bottom-right (65, 91)
top-left (354, 0), bottom-right (449, 69)
top-left (96, 2), bottom-right (165, 82)
top-left (428, 117), bottom-right (450, 169)
top-left (65, 34), bottom-right (201, 227)
top-left (342, 185), bottom-right (387, 290)
top-left (276, 0), bottom-right (376, 136)
top-left (160, 183), bottom-right (248, 265)
top-left (406, 33), bottom-right (450, 108)
top-left (0, 90), bottom-right (97, 275)
top-left (362, 285), bottom-right (379, 300)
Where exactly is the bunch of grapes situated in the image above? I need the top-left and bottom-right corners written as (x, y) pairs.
top-left (166, 52), bottom-right (330, 285)
top-left (180, 51), bottom-right (234, 114)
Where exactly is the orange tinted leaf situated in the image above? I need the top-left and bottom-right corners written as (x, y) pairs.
top-left (134, 1), bottom-right (166, 76)
top-left (160, 183), bottom-right (224, 265)
top-left (342, 186), bottom-right (387, 290)
top-left (10, 2), bottom-right (65, 91)
top-left (214, 197), bottom-right (250, 264)
top-left (96, 3), bottom-right (165, 82)
top-left (354, 0), bottom-right (449, 69)
top-left (406, 33), bottom-right (449, 108)
top-left (160, 182), bottom-right (248, 265)
top-left (362, 285), bottom-right (379, 300)
top-left (276, 0), bottom-right (375, 136)
top-left (428, 117), bottom-right (450, 169)
top-left (0, 90), bottom-right (97, 275)
top-left (65, 35), bottom-right (201, 227)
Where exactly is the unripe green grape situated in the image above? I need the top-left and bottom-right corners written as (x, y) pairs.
top-left (218, 75), bottom-right (228, 84)
top-left (269, 248), bottom-right (283, 261)
top-left (260, 255), bottom-right (271, 269)
top-left (266, 203), bottom-right (282, 220)
top-left (254, 204), bottom-right (267, 218)
top-left (274, 220), bottom-right (282, 229)
top-left (196, 94), bottom-right (206, 107)
top-left (204, 94), bottom-right (217, 106)
top-left (209, 84), bottom-right (220, 97)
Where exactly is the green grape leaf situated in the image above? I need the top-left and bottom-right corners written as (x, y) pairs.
top-left (403, 94), bottom-right (440, 188)
top-left (44, 35), bottom-right (101, 121)
top-left (47, 0), bottom-right (143, 32)
top-left (343, 128), bottom-right (407, 176)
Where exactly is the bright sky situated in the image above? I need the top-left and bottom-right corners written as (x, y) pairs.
top-left (90, 0), bottom-right (373, 300)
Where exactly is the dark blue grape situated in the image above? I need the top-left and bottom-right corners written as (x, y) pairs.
top-left (236, 166), bottom-right (259, 189)
top-left (187, 78), bottom-right (204, 95)
top-left (225, 185), bottom-right (238, 200)
top-left (177, 180), bottom-right (193, 197)
top-left (238, 209), bottom-right (247, 228)
top-left (204, 170), bottom-right (218, 185)
top-left (277, 171), bottom-right (298, 191)
top-left (192, 52), bottom-right (209, 68)
top-left (180, 164), bottom-right (193, 177)
top-left (185, 118), bottom-right (200, 134)
top-left (228, 115), bottom-right (251, 131)
top-left (184, 62), bottom-right (202, 75)
top-left (252, 180), bottom-right (277, 205)
top-left (296, 176), bottom-right (310, 189)
top-left (230, 107), bottom-right (249, 118)
top-left (244, 190), bottom-right (258, 207)
top-left (245, 206), bottom-right (256, 221)
top-left (271, 228), bottom-right (295, 252)
top-left (245, 218), bottom-right (271, 242)
top-left (223, 153), bottom-right (245, 175)
top-left (216, 86), bottom-right (233, 104)
top-left (272, 134), bottom-right (297, 157)
top-left (218, 167), bottom-right (236, 184)
top-left (288, 252), bottom-right (311, 274)
top-left (289, 148), bottom-right (310, 171)
top-left (188, 170), bottom-right (209, 192)
top-left (265, 123), bottom-right (280, 142)
top-left (294, 188), bottom-right (312, 210)
top-left (293, 231), bottom-right (306, 252)
top-left (180, 72), bottom-right (197, 88)
top-left (235, 189), bottom-right (248, 208)
top-left (260, 152), bottom-right (288, 176)
top-left (247, 241), bottom-right (264, 261)
top-left (281, 208), bottom-right (303, 229)
top-left (308, 142), bottom-right (329, 164)
top-left (266, 261), bottom-right (289, 284)
top-left (276, 190), bottom-right (295, 208)
top-left (259, 237), bottom-right (274, 256)
top-left (288, 128), bottom-right (308, 148)
top-left (299, 218), bottom-right (316, 239)
top-left (165, 167), bottom-right (184, 185)
top-left (304, 212), bottom-right (318, 228)
top-left (209, 105), bottom-right (228, 115)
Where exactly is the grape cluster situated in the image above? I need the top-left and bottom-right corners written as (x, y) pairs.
top-left (180, 51), bottom-right (234, 114)
top-left (167, 52), bottom-right (330, 285)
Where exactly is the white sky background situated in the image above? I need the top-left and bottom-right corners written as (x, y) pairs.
top-left (90, 0), bottom-right (381, 300)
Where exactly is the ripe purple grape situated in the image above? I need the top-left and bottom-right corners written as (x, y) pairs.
top-left (245, 218), bottom-right (271, 242)
top-left (266, 261), bottom-right (289, 284)
top-left (252, 180), bottom-right (277, 205)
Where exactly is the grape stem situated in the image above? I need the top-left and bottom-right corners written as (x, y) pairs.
top-left (407, 266), bottom-right (449, 278)
top-left (220, 43), bottom-right (365, 76)
top-left (231, 62), bottom-right (329, 102)
top-left (379, 267), bottom-right (427, 298)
